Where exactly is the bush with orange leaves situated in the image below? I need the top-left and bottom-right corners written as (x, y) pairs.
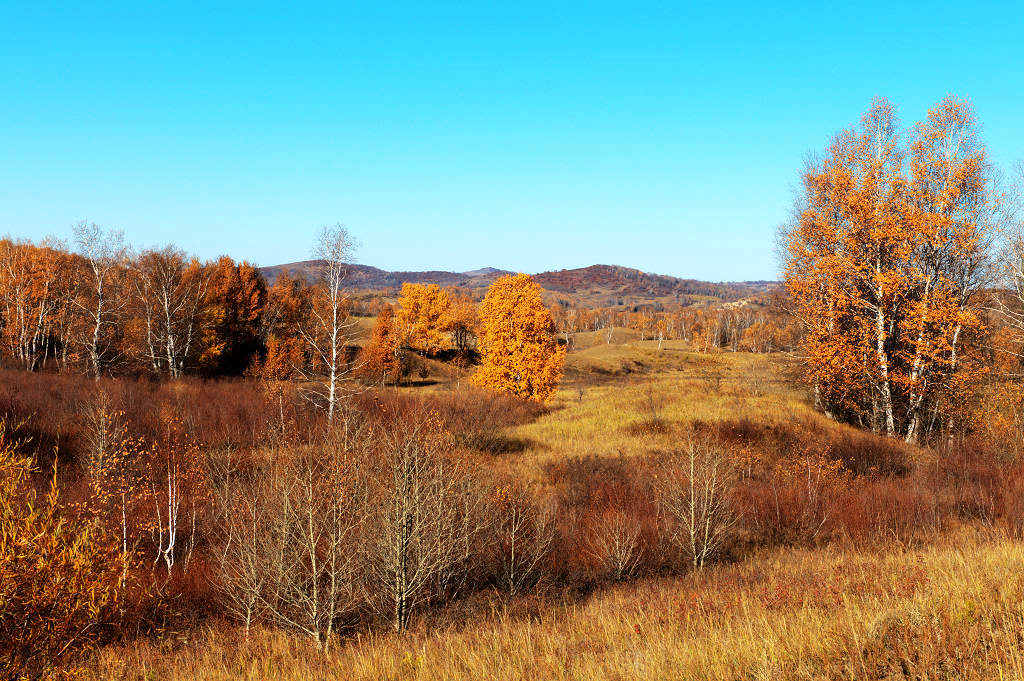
top-left (0, 421), bottom-right (122, 680)
top-left (78, 396), bottom-right (148, 561)
top-left (472, 274), bottom-right (565, 402)
top-left (735, 441), bottom-right (851, 546)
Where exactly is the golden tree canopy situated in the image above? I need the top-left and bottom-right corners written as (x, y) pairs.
top-left (397, 283), bottom-right (451, 355)
top-left (781, 95), bottom-right (994, 442)
top-left (360, 305), bottom-right (402, 384)
top-left (472, 273), bottom-right (565, 401)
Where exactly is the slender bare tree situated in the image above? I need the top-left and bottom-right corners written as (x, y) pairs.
top-left (658, 431), bottom-right (739, 570)
top-left (214, 428), bottom-right (367, 648)
top-left (585, 508), bottom-right (643, 581)
top-left (298, 224), bottom-right (361, 423)
top-left (363, 416), bottom-right (484, 632)
top-left (992, 162), bottom-right (1024, 343)
top-left (491, 482), bottom-right (555, 595)
top-left (215, 483), bottom-right (268, 641)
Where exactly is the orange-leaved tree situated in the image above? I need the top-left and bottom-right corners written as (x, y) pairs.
top-left (396, 283), bottom-right (451, 355)
top-left (0, 238), bottom-right (78, 372)
top-left (472, 273), bottom-right (565, 401)
top-left (359, 305), bottom-right (403, 385)
top-left (781, 95), bottom-right (997, 442)
top-left (249, 270), bottom-right (309, 380)
top-left (200, 256), bottom-right (267, 376)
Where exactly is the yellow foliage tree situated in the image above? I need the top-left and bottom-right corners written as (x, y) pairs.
top-left (397, 283), bottom-right (451, 355)
top-left (781, 95), bottom-right (994, 441)
top-left (0, 423), bottom-right (122, 679)
top-left (200, 257), bottom-right (267, 375)
top-left (472, 274), bottom-right (565, 401)
top-left (254, 335), bottom-right (304, 380)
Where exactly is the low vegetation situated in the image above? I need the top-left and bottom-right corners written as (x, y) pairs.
top-left (86, 530), bottom-right (1024, 681)
top-left (3, 335), bottom-right (1024, 678)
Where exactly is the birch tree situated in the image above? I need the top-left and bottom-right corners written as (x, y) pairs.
top-left (298, 224), bottom-right (360, 423)
top-left (73, 221), bottom-right (127, 378)
top-left (363, 416), bottom-right (485, 631)
top-left (129, 247), bottom-right (210, 378)
top-left (781, 96), bottom-right (997, 442)
top-left (657, 431), bottom-right (738, 570)
top-left (214, 427), bottom-right (367, 647)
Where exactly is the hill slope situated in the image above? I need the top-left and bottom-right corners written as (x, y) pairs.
top-left (259, 261), bottom-right (513, 291)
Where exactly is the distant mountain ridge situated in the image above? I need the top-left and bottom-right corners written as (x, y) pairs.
top-left (532, 265), bottom-right (774, 302)
top-left (258, 261), bottom-right (776, 305)
top-left (258, 261), bottom-right (514, 291)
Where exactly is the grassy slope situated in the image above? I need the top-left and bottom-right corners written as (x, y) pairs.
top-left (509, 340), bottom-right (816, 474)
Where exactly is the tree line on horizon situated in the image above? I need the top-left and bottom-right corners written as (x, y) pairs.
top-left (0, 220), bottom-right (799, 392)
top-left (1, 93), bottom-right (1022, 431)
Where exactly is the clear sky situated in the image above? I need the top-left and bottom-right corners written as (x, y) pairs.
top-left (2, 2), bottom-right (1022, 281)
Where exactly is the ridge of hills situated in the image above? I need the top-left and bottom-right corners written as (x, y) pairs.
top-left (258, 262), bottom-right (777, 306)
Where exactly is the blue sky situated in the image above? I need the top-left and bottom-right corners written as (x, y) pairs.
top-left (2, 2), bottom-right (1022, 280)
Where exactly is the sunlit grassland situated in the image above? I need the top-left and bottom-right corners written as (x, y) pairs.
top-left (506, 340), bottom-right (816, 471)
top-left (88, 529), bottom-right (1024, 680)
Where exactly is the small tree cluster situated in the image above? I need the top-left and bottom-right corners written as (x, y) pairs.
top-left (215, 410), bottom-right (488, 638)
top-left (781, 96), bottom-right (999, 442)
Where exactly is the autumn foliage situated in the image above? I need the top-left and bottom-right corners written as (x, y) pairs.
top-left (0, 423), bottom-right (122, 680)
top-left (396, 283), bottom-right (452, 355)
top-left (5, 93), bottom-right (1024, 678)
top-left (447, 289), bottom-right (479, 353)
top-left (359, 305), bottom-right (403, 384)
top-left (200, 257), bottom-right (266, 375)
top-left (473, 274), bottom-right (565, 401)
top-left (781, 96), bottom-right (995, 442)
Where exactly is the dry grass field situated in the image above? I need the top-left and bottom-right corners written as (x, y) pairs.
top-left (512, 341), bottom-right (808, 469)
top-left (87, 531), bottom-right (1024, 680)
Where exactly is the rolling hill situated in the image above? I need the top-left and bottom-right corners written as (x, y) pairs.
top-left (258, 261), bottom-right (777, 307)
top-left (259, 261), bottom-right (511, 291)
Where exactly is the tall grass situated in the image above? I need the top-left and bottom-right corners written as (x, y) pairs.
top-left (87, 529), bottom-right (1024, 680)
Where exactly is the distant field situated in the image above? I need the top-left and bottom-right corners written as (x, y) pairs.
top-left (507, 343), bottom-right (802, 472)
